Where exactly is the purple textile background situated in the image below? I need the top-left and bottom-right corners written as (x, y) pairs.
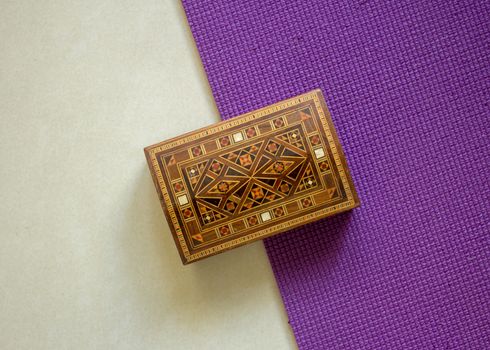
top-left (181, 1), bottom-right (490, 348)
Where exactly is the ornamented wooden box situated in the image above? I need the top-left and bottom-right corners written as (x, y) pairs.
top-left (145, 90), bottom-right (359, 264)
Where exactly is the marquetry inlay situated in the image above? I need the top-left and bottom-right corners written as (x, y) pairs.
top-left (145, 90), bottom-right (359, 264)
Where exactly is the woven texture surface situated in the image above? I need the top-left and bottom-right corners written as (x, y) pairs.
top-left (181, 1), bottom-right (490, 348)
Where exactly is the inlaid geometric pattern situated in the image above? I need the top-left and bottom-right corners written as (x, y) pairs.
top-left (145, 90), bottom-right (359, 264)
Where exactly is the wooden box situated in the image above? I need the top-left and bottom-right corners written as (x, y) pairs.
top-left (144, 90), bottom-right (359, 264)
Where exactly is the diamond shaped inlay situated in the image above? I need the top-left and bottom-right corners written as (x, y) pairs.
top-left (181, 125), bottom-right (322, 226)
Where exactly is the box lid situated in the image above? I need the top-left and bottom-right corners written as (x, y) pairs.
top-left (145, 89), bottom-right (359, 264)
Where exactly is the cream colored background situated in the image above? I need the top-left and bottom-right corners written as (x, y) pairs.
top-left (0, 1), bottom-right (296, 349)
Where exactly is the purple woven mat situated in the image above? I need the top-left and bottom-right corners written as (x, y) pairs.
top-left (181, 1), bottom-right (490, 348)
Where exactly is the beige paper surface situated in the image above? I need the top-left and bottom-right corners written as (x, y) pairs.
top-left (0, 1), bottom-right (296, 349)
